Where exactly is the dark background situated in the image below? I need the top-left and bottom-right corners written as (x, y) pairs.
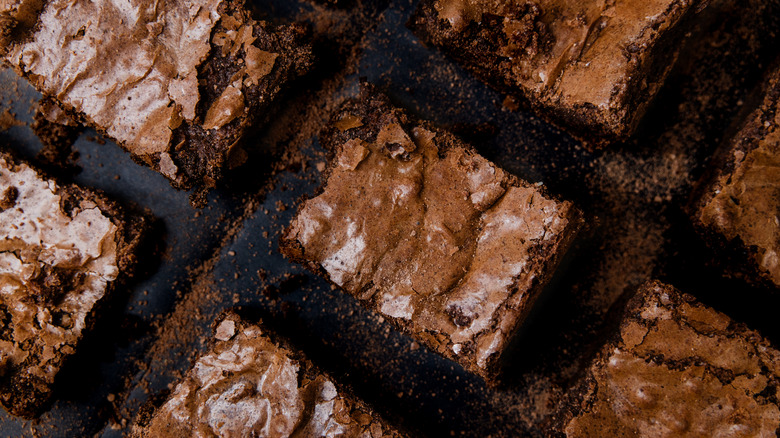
top-left (1, 0), bottom-right (779, 436)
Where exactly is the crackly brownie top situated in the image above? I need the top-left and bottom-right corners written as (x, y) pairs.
top-left (432, 0), bottom-right (692, 111)
top-left (4, 0), bottom-right (279, 167)
top-left (563, 281), bottom-right (780, 436)
top-left (139, 315), bottom-right (401, 438)
top-left (697, 82), bottom-right (780, 286)
top-left (0, 155), bottom-right (118, 384)
top-left (285, 105), bottom-right (577, 371)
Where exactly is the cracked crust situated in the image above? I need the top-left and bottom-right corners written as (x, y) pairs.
top-left (2, 0), bottom-right (312, 192)
top-left (0, 150), bottom-right (149, 418)
top-left (280, 86), bottom-right (582, 383)
top-left (130, 311), bottom-right (406, 437)
top-left (550, 280), bottom-right (780, 437)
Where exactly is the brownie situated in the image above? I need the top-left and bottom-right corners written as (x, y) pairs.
top-left (408, 0), bottom-right (712, 147)
top-left (280, 86), bottom-right (582, 383)
top-left (0, 151), bottom-right (148, 418)
top-left (550, 280), bottom-right (780, 437)
top-left (130, 312), bottom-right (406, 437)
top-left (1, 0), bottom-right (312, 191)
top-left (690, 67), bottom-right (780, 289)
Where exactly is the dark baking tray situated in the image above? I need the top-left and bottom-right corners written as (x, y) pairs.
top-left (1, 0), bottom-right (780, 436)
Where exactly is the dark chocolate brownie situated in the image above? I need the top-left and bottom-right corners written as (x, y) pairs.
top-left (690, 66), bottom-right (780, 289)
top-left (130, 312), bottom-right (406, 437)
top-left (280, 86), bottom-right (582, 383)
top-left (550, 280), bottom-right (780, 437)
top-left (2, 0), bottom-right (312, 192)
top-left (408, 0), bottom-right (713, 147)
top-left (0, 150), bottom-right (148, 418)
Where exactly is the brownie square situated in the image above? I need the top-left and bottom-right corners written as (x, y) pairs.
top-left (408, 0), bottom-right (711, 147)
top-left (130, 312), bottom-right (405, 437)
top-left (2, 0), bottom-right (312, 191)
top-left (550, 280), bottom-right (780, 436)
top-left (0, 151), bottom-right (148, 418)
top-left (280, 86), bottom-right (582, 383)
top-left (690, 67), bottom-right (780, 289)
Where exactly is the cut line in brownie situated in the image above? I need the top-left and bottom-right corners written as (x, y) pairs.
top-left (280, 86), bottom-right (582, 383)
top-left (130, 311), bottom-right (406, 437)
top-left (0, 150), bottom-right (148, 418)
top-left (408, 0), bottom-right (715, 147)
top-left (550, 280), bottom-right (780, 436)
top-left (2, 0), bottom-right (313, 192)
top-left (690, 66), bottom-right (780, 289)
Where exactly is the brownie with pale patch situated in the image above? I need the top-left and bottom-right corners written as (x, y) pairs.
top-left (2, 0), bottom-right (312, 192)
top-left (131, 312), bottom-right (406, 437)
top-left (281, 87), bottom-right (581, 383)
top-left (0, 150), bottom-right (148, 418)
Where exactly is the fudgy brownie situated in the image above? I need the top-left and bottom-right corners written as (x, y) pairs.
top-left (2, 0), bottom-right (312, 191)
top-left (0, 151), bottom-right (148, 418)
top-left (690, 67), bottom-right (780, 289)
top-left (550, 280), bottom-right (780, 436)
top-left (280, 87), bottom-right (582, 382)
top-left (408, 0), bottom-right (712, 146)
top-left (130, 312), bottom-right (405, 437)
